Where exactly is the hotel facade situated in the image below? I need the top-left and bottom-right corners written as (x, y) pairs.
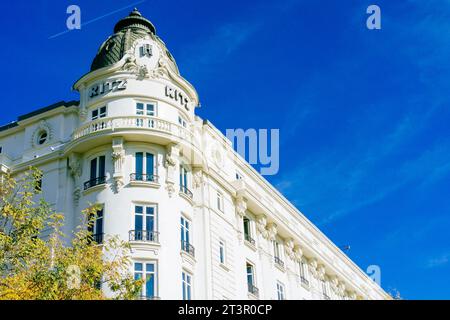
top-left (0, 10), bottom-right (389, 300)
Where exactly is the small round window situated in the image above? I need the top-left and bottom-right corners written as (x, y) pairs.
top-left (38, 131), bottom-right (48, 145)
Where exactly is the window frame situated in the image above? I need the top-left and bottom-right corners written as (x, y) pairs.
top-left (136, 101), bottom-right (157, 117)
top-left (91, 106), bottom-right (107, 120)
top-left (216, 191), bottom-right (224, 212)
top-left (182, 270), bottom-right (192, 300)
top-left (219, 240), bottom-right (226, 265)
top-left (277, 281), bottom-right (285, 300)
top-left (134, 261), bottom-right (158, 299)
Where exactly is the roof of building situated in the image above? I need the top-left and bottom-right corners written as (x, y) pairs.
top-left (90, 8), bottom-right (178, 73)
top-left (0, 100), bottom-right (79, 133)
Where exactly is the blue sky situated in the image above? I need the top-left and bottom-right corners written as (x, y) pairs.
top-left (1, 0), bottom-right (449, 299)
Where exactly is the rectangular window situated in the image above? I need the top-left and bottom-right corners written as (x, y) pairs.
top-left (179, 165), bottom-right (188, 188)
top-left (300, 260), bottom-right (309, 281)
top-left (219, 240), bottom-right (226, 264)
top-left (178, 115), bottom-right (187, 128)
top-left (89, 156), bottom-right (106, 180)
top-left (133, 205), bottom-right (156, 241)
top-left (277, 282), bottom-right (285, 300)
top-left (134, 262), bottom-right (157, 299)
top-left (135, 152), bottom-right (155, 181)
top-left (246, 262), bottom-right (256, 294)
top-left (87, 208), bottom-right (103, 243)
top-left (92, 106), bottom-right (107, 120)
top-left (136, 102), bottom-right (156, 116)
top-left (243, 217), bottom-right (253, 244)
top-left (182, 271), bottom-right (192, 300)
top-left (216, 192), bottom-right (223, 212)
top-left (180, 216), bottom-right (190, 245)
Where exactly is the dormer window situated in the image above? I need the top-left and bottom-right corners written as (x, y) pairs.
top-left (136, 102), bottom-right (156, 116)
top-left (92, 106), bottom-right (107, 120)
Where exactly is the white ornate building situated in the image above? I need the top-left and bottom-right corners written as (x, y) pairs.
top-left (0, 9), bottom-right (390, 300)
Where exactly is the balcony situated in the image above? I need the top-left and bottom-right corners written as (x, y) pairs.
top-left (83, 176), bottom-right (106, 191)
top-left (88, 233), bottom-right (104, 244)
top-left (72, 116), bottom-right (193, 145)
top-left (274, 256), bottom-right (285, 269)
top-left (181, 240), bottom-right (195, 258)
top-left (244, 233), bottom-right (256, 246)
top-left (130, 173), bottom-right (159, 183)
top-left (248, 283), bottom-right (259, 298)
top-left (129, 230), bottom-right (159, 243)
top-left (179, 185), bottom-right (193, 199)
top-left (300, 276), bottom-right (310, 287)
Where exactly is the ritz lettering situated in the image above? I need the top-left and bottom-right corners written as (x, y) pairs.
top-left (165, 85), bottom-right (190, 111)
top-left (89, 79), bottom-right (127, 99)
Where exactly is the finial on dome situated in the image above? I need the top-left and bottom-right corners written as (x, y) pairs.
top-left (130, 8), bottom-right (142, 16)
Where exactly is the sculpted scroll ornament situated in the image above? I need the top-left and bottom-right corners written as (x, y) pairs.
top-left (68, 153), bottom-right (82, 178)
top-left (284, 238), bottom-right (296, 260)
top-left (112, 138), bottom-right (125, 190)
top-left (164, 144), bottom-right (179, 197)
top-left (309, 258), bottom-right (318, 278)
top-left (266, 222), bottom-right (277, 241)
top-left (192, 169), bottom-right (204, 189)
top-left (235, 196), bottom-right (247, 218)
top-left (256, 215), bottom-right (269, 239)
top-left (293, 245), bottom-right (303, 262)
top-left (317, 265), bottom-right (326, 280)
top-left (73, 187), bottom-right (81, 207)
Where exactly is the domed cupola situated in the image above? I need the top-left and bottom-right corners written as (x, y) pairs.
top-left (90, 8), bottom-right (179, 74)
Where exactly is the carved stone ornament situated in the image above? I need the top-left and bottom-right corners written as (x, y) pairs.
top-left (284, 238), bottom-right (296, 260)
top-left (266, 222), bottom-right (277, 241)
top-left (293, 245), bottom-right (303, 262)
top-left (68, 153), bottom-right (82, 178)
top-left (256, 215), bottom-right (269, 239)
top-left (122, 55), bottom-right (138, 72)
top-left (112, 138), bottom-right (125, 190)
top-left (164, 144), bottom-right (179, 197)
top-left (337, 282), bottom-right (346, 296)
top-left (31, 120), bottom-right (53, 147)
top-left (192, 169), bottom-right (204, 189)
top-left (317, 265), bottom-right (326, 281)
top-left (235, 195), bottom-right (247, 218)
top-left (329, 276), bottom-right (339, 293)
top-left (308, 258), bottom-right (318, 277)
top-left (73, 187), bottom-right (81, 207)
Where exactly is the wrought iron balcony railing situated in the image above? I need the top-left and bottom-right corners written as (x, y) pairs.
top-left (244, 233), bottom-right (256, 246)
top-left (248, 283), bottom-right (259, 297)
top-left (129, 230), bottom-right (159, 243)
top-left (130, 173), bottom-right (159, 183)
top-left (83, 176), bottom-right (106, 190)
top-left (92, 233), bottom-right (104, 244)
top-left (274, 256), bottom-right (285, 268)
top-left (180, 185), bottom-right (193, 199)
top-left (181, 240), bottom-right (195, 257)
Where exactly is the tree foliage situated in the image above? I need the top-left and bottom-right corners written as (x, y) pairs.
top-left (0, 168), bottom-right (142, 300)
